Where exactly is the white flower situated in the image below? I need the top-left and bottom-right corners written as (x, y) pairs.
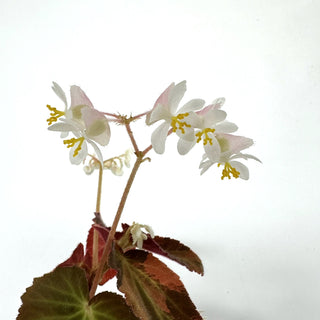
top-left (130, 222), bottom-right (155, 249)
top-left (177, 98), bottom-right (238, 162)
top-left (199, 133), bottom-right (261, 179)
top-left (47, 82), bottom-right (111, 165)
top-left (146, 81), bottom-right (205, 154)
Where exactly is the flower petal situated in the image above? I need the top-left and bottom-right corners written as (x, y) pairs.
top-left (204, 109), bottom-right (227, 125)
top-left (48, 122), bottom-right (76, 132)
top-left (168, 81), bottom-right (186, 114)
top-left (146, 103), bottom-right (171, 125)
top-left (184, 112), bottom-right (203, 128)
top-left (52, 82), bottom-right (67, 108)
top-left (204, 134), bottom-right (221, 162)
top-left (199, 159), bottom-right (214, 175)
top-left (177, 137), bottom-right (197, 155)
top-left (86, 139), bottom-right (104, 164)
top-left (70, 85), bottom-right (94, 109)
top-left (217, 134), bottom-right (254, 154)
top-left (151, 122), bottom-right (171, 154)
top-left (178, 99), bottom-right (205, 114)
top-left (230, 153), bottom-right (262, 163)
top-left (211, 97), bottom-right (225, 109)
top-left (230, 161), bottom-right (249, 180)
top-left (214, 121), bottom-right (238, 133)
top-left (69, 140), bottom-right (88, 165)
top-left (81, 108), bottom-right (111, 146)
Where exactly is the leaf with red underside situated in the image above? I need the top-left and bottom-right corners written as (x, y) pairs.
top-left (109, 246), bottom-right (203, 320)
top-left (143, 236), bottom-right (204, 275)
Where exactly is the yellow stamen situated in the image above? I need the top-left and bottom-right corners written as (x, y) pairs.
top-left (46, 105), bottom-right (65, 125)
top-left (218, 162), bottom-right (240, 180)
top-left (171, 113), bottom-right (191, 134)
top-left (63, 137), bottom-right (85, 157)
top-left (195, 128), bottom-right (216, 145)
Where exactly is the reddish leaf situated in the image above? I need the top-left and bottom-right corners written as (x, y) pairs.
top-left (143, 236), bottom-right (204, 275)
top-left (99, 267), bottom-right (118, 285)
top-left (84, 225), bottom-right (110, 271)
top-left (109, 246), bottom-right (203, 320)
top-left (57, 243), bottom-right (84, 268)
top-left (57, 225), bottom-right (119, 286)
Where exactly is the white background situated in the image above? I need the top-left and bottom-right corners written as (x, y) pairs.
top-left (1, 0), bottom-right (320, 319)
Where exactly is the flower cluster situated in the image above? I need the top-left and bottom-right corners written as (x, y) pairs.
top-left (146, 81), bottom-right (261, 179)
top-left (47, 82), bottom-right (110, 165)
top-left (47, 81), bottom-right (260, 180)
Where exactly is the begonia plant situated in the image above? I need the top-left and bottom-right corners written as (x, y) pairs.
top-left (17, 81), bottom-right (260, 320)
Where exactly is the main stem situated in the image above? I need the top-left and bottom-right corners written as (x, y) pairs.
top-left (89, 154), bottom-right (144, 299)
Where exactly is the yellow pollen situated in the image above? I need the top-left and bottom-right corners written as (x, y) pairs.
top-left (218, 162), bottom-right (240, 180)
top-left (195, 128), bottom-right (216, 145)
top-left (46, 105), bottom-right (65, 125)
top-left (63, 137), bottom-right (85, 157)
top-left (171, 113), bottom-right (191, 134)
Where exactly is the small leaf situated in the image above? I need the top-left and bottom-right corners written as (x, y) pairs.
top-left (58, 225), bottom-right (118, 286)
top-left (110, 246), bottom-right (203, 320)
top-left (143, 236), bottom-right (204, 275)
top-left (58, 242), bottom-right (84, 268)
top-left (17, 266), bottom-right (138, 320)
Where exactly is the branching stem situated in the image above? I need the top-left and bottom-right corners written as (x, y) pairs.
top-left (89, 120), bottom-right (149, 299)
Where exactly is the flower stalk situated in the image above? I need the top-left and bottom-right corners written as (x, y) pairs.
top-left (89, 152), bottom-right (145, 299)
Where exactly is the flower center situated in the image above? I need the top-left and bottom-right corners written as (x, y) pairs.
top-left (46, 105), bottom-right (65, 125)
top-left (63, 137), bottom-right (85, 157)
top-left (171, 113), bottom-right (191, 134)
top-left (218, 162), bottom-right (240, 180)
top-left (195, 128), bottom-right (216, 145)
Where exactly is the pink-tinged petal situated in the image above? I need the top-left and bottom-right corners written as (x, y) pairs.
top-left (70, 85), bottom-right (94, 109)
top-left (168, 81), bottom-right (187, 114)
top-left (178, 99), bottom-right (205, 114)
top-left (204, 134), bottom-right (221, 162)
top-left (177, 137), bottom-right (197, 155)
top-left (153, 82), bottom-right (174, 109)
top-left (230, 161), bottom-right (249, 180)
top-left (146, 82), bottom-right (174, 124)
top-left (52, 82), bottom-right (67, 108)
top-left (146, 103), bottom-right (171, 125)
top-left (151, 122), bottom-right (171, 154)
top-left (196, 104), bottom-right (212, 116)
top-left (81, 108), bottom-right (110, 146)
top-left (217, 133), bottom-right (254, 154)
top-left (214, 121), bottom-right (238, 133)
top-left (196, 98), bottom-right (225, 116)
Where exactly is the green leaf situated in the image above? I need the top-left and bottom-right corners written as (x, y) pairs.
top-left (17, 266), bottom-right (138, 320)
top-left (110, 247), bottom-right (203, 320)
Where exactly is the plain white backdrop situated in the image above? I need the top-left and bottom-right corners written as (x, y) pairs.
top-left (1, 0), bottom-right (320, 319)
